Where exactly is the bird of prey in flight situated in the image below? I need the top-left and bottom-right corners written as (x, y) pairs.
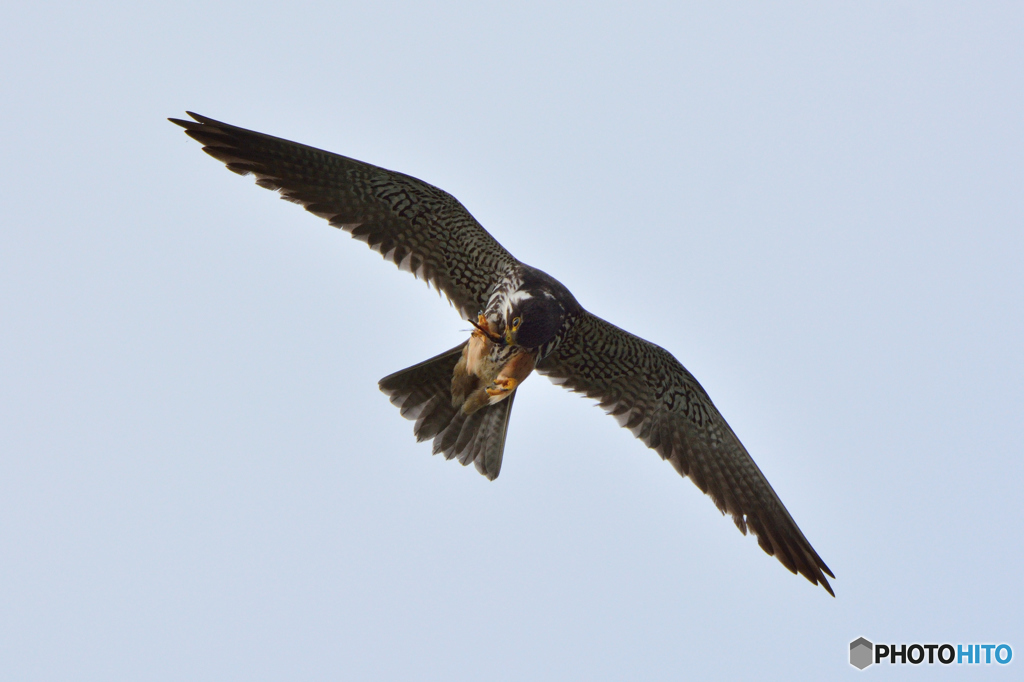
top-left (170, 112), bottom-right (834, 595)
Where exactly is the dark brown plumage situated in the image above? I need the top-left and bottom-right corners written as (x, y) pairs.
top-left (170, 112), bottom-right (835, 595)
top-left (170, 111), bottom-right (516, 320)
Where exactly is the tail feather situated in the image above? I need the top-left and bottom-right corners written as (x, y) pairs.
top-left (378, 343), bottom-right (516, 480)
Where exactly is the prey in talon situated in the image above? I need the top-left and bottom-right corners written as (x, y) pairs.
top-left (171, 111), bottom-right (836, 595)
top-left (453, 312), bottom-right (540, 415)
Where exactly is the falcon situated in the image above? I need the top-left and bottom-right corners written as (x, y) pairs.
top-left (170, 112), bottom-right (835, 595)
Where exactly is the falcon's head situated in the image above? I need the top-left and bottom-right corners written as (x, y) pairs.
top-left (503, 289), bottom-right (567, 349)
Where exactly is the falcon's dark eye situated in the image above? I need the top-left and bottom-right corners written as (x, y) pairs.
top-left (512, 316), bottom-right (522, 331)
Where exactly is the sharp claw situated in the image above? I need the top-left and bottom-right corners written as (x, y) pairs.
top-left (486, 377), bottom-right (517, 396)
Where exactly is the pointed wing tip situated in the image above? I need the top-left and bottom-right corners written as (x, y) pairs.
top-left (169, 111), bottom-right (209, 126)
top-left (817, 561), bottom-right (836, 597)
top-left (184, 110), bottom-right (214, 123)
top-left (806, 549), bottom-right (835, 595)
top-left (798, 556), bottom-right (834, 596)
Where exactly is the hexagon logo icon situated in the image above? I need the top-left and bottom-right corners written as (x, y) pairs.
top-left (850, 637), bottom-right (873, 669)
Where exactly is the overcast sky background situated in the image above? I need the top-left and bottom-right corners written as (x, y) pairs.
top-left (2, 2), bottom-right (1021, 680)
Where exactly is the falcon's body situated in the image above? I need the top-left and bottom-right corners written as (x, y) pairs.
top-left (452, 264), bottom-right (579, 414)
top-left (171, 112), bottom-right (835, 596)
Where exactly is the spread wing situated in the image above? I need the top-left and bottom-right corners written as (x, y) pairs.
top-left (169, 112), bottom-right (518, 319)
top-left (536, 311), bottom-right (834, 595)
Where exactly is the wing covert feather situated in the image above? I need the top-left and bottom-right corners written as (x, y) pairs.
top-left (536, 311), bottom-right (834, 595)
top-left (170, 112), bottom-right (517, 319)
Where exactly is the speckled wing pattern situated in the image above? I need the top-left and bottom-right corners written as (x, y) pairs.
top-left (168, 112), bottom-right (517, 319)
top-left (172, 112), bottom-right (832, 594)
top-left (535, 311), bottom-right (835, 595)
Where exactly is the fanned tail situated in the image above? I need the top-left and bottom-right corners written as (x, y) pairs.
top-left (378, 343), bottom-right (516, 480)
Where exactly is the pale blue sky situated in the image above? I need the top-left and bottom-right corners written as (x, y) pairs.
top-left (2, 2), bottom-right (1022, 679)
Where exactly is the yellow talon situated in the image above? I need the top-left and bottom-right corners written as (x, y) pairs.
top-left (486, 377), bottom-right (517, 396)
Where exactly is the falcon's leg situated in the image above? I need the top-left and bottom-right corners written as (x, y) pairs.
top-left (462, 349), bottom-right (537, 415)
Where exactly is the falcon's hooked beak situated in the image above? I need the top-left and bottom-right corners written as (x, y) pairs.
top-left (470, 317), bottom-right (505, 346)
top-left (504, 327), bottom-right (515, 347)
